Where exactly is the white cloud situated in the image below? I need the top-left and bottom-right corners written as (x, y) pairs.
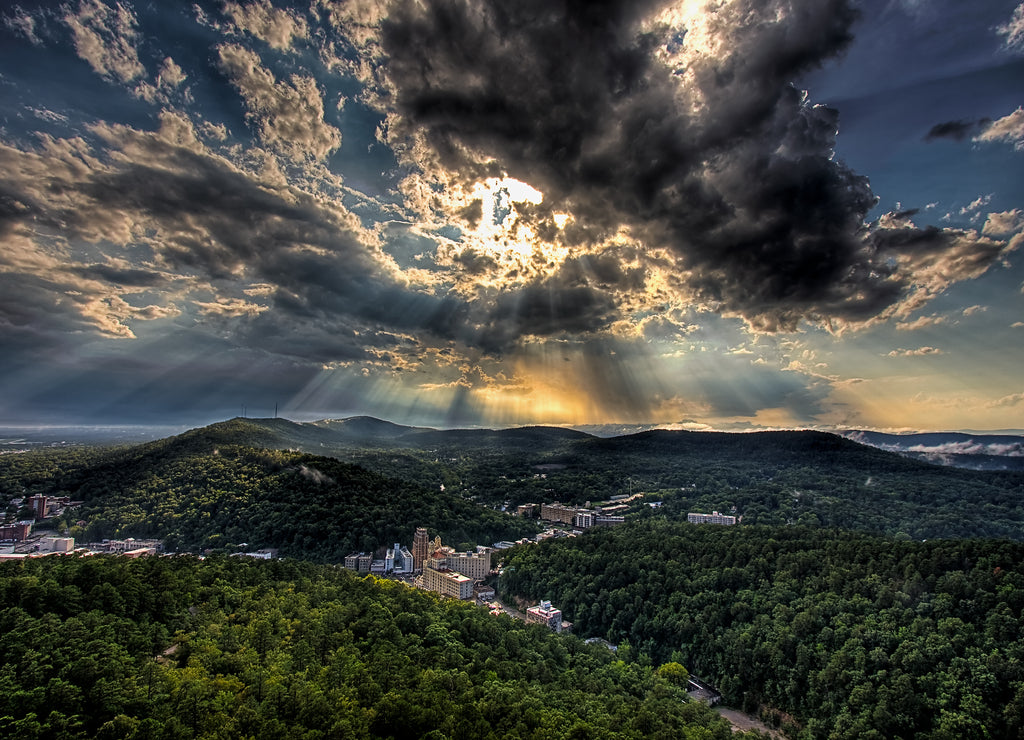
top-left (905, 440), bottom-right (1024, 457)
top-left (959, 194), bottom-right (992, 215)
top-left (194, 297), bottom-right (268, 318)
top-left (975, 107), bottom-right (1024, 150)
top-left (223, 0), bottom-right (309, 51)
top-left (217, 43), bottom-right (341, 162)
top-left (983, 209), bottom-right (1023, 236)
top-left (997, 3), bottom-right (1024, 51)
top-left (156, 57), bottom-right (186, 89)
top-left (29, 107), bottom-right (69, 124)
top-left (886, 346), bottom-right (943, 357)
top-left (988, 392), bottom-right (1024, 408)
top-left (962, 304), bottom-right (987, 316)
top-left (895, 314), bottom-right (946, 331)
top-left (4, 7), bottom-right (41, 45)
top-left (63, 0), bottom-right (145, 84)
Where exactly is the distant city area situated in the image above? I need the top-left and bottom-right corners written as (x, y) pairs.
top-left (2, 488), bottom-right (737, 634)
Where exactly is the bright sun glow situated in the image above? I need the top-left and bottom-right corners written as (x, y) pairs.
top-left (461, 177), bottom-right (570, 280)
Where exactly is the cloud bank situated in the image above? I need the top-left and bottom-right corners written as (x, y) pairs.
top-left (370, 0), bottom-right (1013, 337)
top-left (0, 0), bottom-right (1021, 428)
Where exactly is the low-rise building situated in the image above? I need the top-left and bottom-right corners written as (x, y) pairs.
top-left (423, 565), bottom-right (473, 600)
top-left (526, 600), bottom-right (564, 633)
top-left (0, 522), bottom-right (31, 542)
top-left (595, 515), bottom-right (626, 527)
top-left (540, 502), bottom-right (578, 525)
top-left (516, 504), bottom-right (538, 517)
top-left (687, 511), bottom-right (737, 525)
top-left (573, 510), bottom-right (595, 529)
top-left (344, 552), bottom-right (373, 573)
top-left (240, 548), bottom-right (278, 559)
top-left (42, 537), bottom-right (74, 553)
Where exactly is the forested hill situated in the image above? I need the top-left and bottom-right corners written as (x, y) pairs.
top-left (0, 431), bottom-right (538, 557)
top-left (4, 417), bottom-right (1024, 543)
top-left (499, 521), bottom-right (1024, 738)
top-left (168, 419), bottom-right (1024, 540)
top-left (0, 554), bottom-right (748, 739)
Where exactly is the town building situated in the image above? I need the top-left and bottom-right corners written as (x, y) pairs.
top-left (344, 552), bottom-right (373, 573)
top-left (573, 510), bottom-right (595, 529)
top-left (422, 564), bottom-right (474, 600)
top-left (687, 511), bottom-right (737, 525)
top-left (89, 538), bottom-right (164, 554)
top-left (413, 527), bottom-right (429, 571)
top-left (0, 522), bottom-right (31, 542)
top-left (28, 495), bottom-right (48, 520)
top-left (526, 600), bottom-right (564, 633)
top-left (42, 537), bottom-right (74, 553)
top-left (387, 543), bottom-right (414, 575)
top-left (446, 549), bottom-right (491, 580)
top-left (540, 502), bottom-right (578, 525)
top-left (595, 515), bottom-right (626, 527)
top-left (516, 503), bottom-right (538, 517)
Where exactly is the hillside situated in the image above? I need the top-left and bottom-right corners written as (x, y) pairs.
top-left (0, 554), bottom-right (747, 739)
top-left (0, 429), bottom-right (538, 557)
top-left (499, 521), bottom-right (1024, 738)
top-left (176, 418), bottom-right (1024, 540)
top-left (5, 417), bottom-right (1024, 543)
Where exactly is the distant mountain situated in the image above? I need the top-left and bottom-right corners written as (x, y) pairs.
top-left (147, 418), bottom-right (1024, 541)
top-left (312, 415), bottom-right (433, 438)
top-left (6, 416), bottom-right (1024, 545)
top-left (0, 422), bottom-right (539, 557)
top-left (845, 430), bottom-right (1024, 471)
top-left (160, 417), bottom-right (595, 458)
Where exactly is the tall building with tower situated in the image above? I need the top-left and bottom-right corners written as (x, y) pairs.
top-left (28, 495), bottom-right (48, 520)
top-left (413, 527), bottom-right (429, 572)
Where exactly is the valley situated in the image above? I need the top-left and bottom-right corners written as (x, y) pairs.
top-left (1, 417), bottom-right (1023, 738)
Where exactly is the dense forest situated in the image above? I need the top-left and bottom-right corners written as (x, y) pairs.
top-left (39, 418), bottom-right (1017, 541)
top-left (4, 419), bottom-right (1024, 738)
top-left (0, 554), bottom-right (748, 739)
top-left (499, 521), bottom-right (1024, 738)
top-left (4, 417), bottom-right (1024, 550)
top-left (0, 428), bottom-right (538, 557)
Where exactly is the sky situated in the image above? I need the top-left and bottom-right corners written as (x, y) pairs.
top-left (0, 0), bottom-right (1022, 432)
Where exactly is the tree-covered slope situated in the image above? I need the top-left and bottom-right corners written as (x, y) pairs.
top-left (0, 432), bottom-right (538, 557)
top-left (5, 418), bottom-right (1024, 544)
top-left (187, 419), bottom-right (1024, 540)
top-left (0, 554), bottom-right (747, 739)
top-left (499, 521), bottom-right (1024, 738)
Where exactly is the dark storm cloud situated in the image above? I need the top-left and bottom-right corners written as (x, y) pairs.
top-left (380, 0), bottom-right (1010, 332)
top-left (74, 264), bottom-right (168, 287)
top-left (453, 248), bottom-right (499, 275)
top-left (924, 118), bottom-right (990, 142)
top-left (0, 123), bottom-right (479, 361)
top-left (476, 279), bottom-right (618, 354)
